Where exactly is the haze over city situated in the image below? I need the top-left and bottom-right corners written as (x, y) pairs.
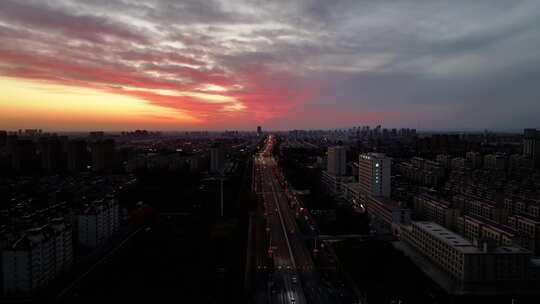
top-left (2, 1), bottom-right (540, 304)
top-left (1, 0), bottom-right (540, 131)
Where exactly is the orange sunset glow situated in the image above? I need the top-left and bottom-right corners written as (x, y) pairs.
top-left (1, 0), bottom-right (540, 131)
top-left (2, 1), bottom-right (540, 303)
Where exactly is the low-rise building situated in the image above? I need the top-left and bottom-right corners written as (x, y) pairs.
top-left (507, 214), bottom-right (540, 255)
top-left (451, 157), bottom-right (466, 170)
top-left (456, 215), bottom-right (523, 248)
top-left (414, 194), bottom-right (460, 229)
top-left (402, 221), bottom-right (532, 283)
top-left (504, 197), bottom-right (540, 220)
top-left (484, 153), bottom-right (508, 171)
top-left (366, 196), bottom-right (410, 235)
top-left (342, 182), bottom-right (361, 205)
top-left (436, 154), bottom-right (452, 169)
top-left (466, 151), bottom-right (483, 169)
top-left (321, 171), bottom-right (354, 197)
top-left (453, 194), bottom-right (507, 224)
top-left (398, 159), bottom-right (444, 187)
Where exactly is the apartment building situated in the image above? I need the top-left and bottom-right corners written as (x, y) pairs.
top-left (507, 214), bottom-right (540, 255)
top-left (1, 220), bottom-right (73, 295)
top-left (402, 221), bottom-right (531, 283)
top-left (359, 153), bottom-right (391, 197)
top-left (414, 194), bottom-right (460, 229)
top-left (453, 194), bottom-right (507, 224)
top-left (77, 197), bottom-right (120, 248)
top-left (366, 196), bottom-right (410, 235)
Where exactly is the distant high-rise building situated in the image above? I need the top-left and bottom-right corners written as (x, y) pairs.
top-left (38, 137), bottom-right (64, 172)
top-left (508, 154), bottom-right (532, 171)
top-left (523, 128), bottom-right (540, 168)
top-left (327, 146), bottom-right (347, 176)
top-left (257, 126), bottom-right (262, 136)
top-left (466, 151), bottom-right (483, 169)
top-left (359, 152), bottom-right (391, 197)
top-left (67, 140), bottom-right (88, 172)
top-left (210, 145), bottom-right (226, 174)
top-left (9, 139), bottom-right (38, 172)
top-left (89, 131), bottom-right (105, 141)
top-left (24, 129), bottom-right (39, 137)
top-left (0, 130), bottom-right (7, 147)
top-left (90, 139), bottom-right (116, 172)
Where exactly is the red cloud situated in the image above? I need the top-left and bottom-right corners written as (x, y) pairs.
top-left (0, 1), bottom-right (321, 129)
top-left (230, 66), bottom-right (321, 123)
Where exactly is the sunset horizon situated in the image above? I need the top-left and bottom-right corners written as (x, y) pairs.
top-left (2, 0), bottom-right (540, 131)
top-left (2, 1), bottom-right (540, 303)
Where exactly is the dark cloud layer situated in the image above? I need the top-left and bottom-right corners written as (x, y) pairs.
top-left (1, 0), bottom-right (539, 130)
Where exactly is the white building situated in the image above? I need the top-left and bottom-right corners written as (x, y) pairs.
top-left (1, 220), bottom-right (73, 295)
top-left (50, 218), bottom-right (74, 276)
top-left (327, 146), bottom-right (347, 176)
top-left (359, 153), bottom-right (391, 197)
top-left (402, 221), bottom-right (531, 283)
top-left (78, 198), bottom-right (119, 248)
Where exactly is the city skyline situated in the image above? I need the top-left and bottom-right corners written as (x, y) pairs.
top-left (3, 1), bottom-right (540, 302)
top-left (1, 0), bottom-right (540, 131)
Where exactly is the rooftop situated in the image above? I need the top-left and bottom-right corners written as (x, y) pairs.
top-left (414, 221), bottom-right (474, 250)
top-left (412, 221), bottom-right (529, 254)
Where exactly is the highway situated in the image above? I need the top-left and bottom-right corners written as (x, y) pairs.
top-left (253, 135), bottom-right (345, 304)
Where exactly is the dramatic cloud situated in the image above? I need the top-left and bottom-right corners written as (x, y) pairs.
top-left (1, 0), bottom-right (540, 130)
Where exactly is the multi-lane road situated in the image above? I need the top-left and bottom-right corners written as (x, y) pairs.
top-left (252, 135), bottom-right (347, 304)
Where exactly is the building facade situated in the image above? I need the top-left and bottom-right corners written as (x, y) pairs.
top-left (1, 220), bottom-right (73, 295)
top-left (359, 153), bottom-right (391, 197)
top-left (414, 194), bottom-right (460, 229)
top-left (523, 129), bottom-right (540, 168)
top-left (327, 146), bottom-right (347, 176)
top-left (77, 198), bottom-right (120, 248)
top-left (210, 146), bottom-right (226, 174)
top-left (402, 221), bottom-right (532, 283)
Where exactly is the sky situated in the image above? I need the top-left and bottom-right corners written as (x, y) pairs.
top-left (1, 0), bottom-right (540, 131)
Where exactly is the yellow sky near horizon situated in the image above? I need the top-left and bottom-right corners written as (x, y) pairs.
top-left (0, 77), bottom-right (200, 131)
